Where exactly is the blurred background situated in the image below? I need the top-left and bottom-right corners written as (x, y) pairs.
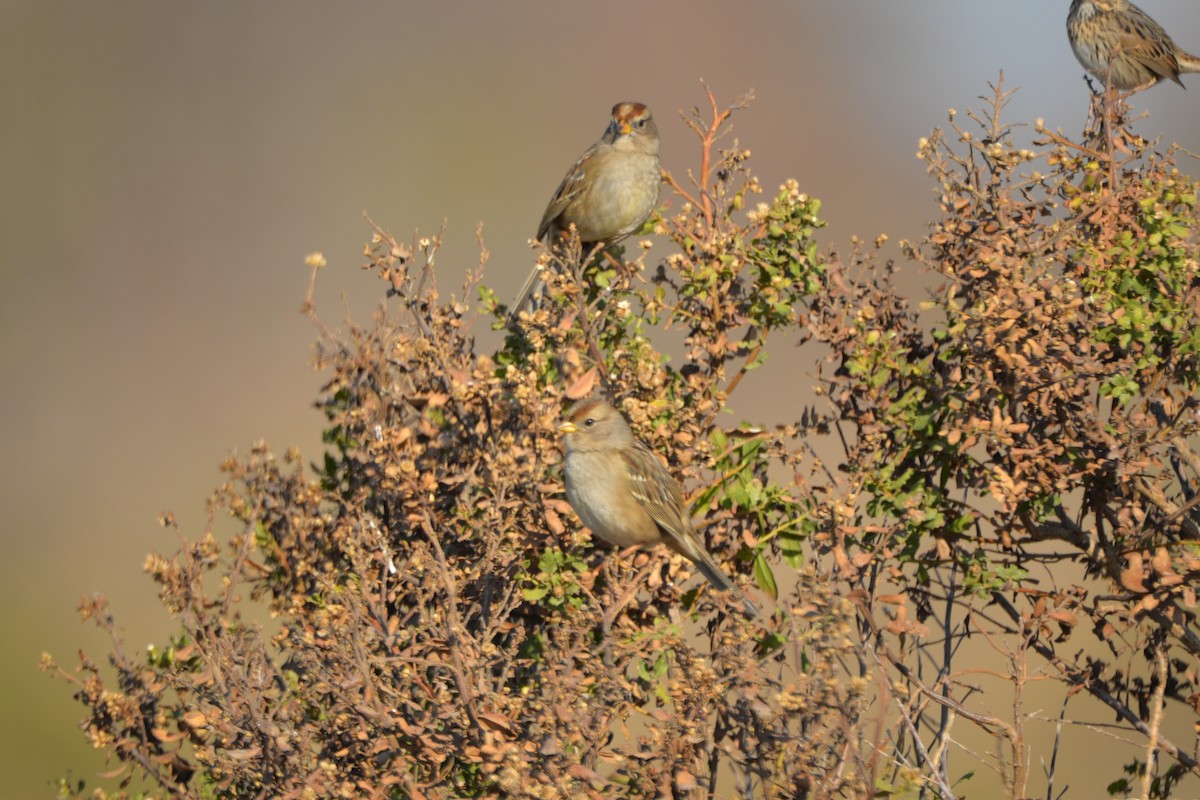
top-left (4, 1), bottom-right (1199, 796)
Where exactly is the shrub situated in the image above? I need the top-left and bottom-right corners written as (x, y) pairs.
top-left (46, 84), bottom-right (1200, 799)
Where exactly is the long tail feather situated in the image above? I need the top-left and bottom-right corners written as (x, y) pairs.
top-left (671, 533), bottom-right (761, 618)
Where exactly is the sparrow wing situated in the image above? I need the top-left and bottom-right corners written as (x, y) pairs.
top-left (620, 440), bottom-right (760, 617)
top-left (1118, 11), bottom-right (1185, 85)
top-left (536, 141), bottom-right (602, 241)
top-left (620, 440), bottom-right (692, 538)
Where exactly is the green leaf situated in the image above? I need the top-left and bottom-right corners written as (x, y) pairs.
top-left (522, 586), bottom-right (549, 602)
top-left (753, 553), bottom-right (778, 600)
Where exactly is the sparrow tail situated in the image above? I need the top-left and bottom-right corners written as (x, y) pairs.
top-left (688, 548), bottom-right (762, 619)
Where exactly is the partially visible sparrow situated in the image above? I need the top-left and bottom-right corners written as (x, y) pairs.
top-left (1067, 0), bottom-right (1200, 92)
top-left (558, 399), bottom-right (760, 618)
top-left (509, 102), bottom-right (661, 322)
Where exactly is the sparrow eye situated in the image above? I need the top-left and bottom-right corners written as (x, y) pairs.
top-left (583, 417), bottom-right (596, 428)
top-left (634, 119), bottom-right (645, 129)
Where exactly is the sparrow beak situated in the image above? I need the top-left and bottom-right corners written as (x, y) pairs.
top-left (558, 421), bottom-right (578, 434)
top-left (617, 121), bottom-right (633, 136)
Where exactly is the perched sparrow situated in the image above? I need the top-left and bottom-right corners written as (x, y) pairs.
top-left (558, 399), bottom-right (760, 618)
top-left (509, 102), bottom-right (661, 321)
top-left (1067, 0), bottom-right (1200, 92)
